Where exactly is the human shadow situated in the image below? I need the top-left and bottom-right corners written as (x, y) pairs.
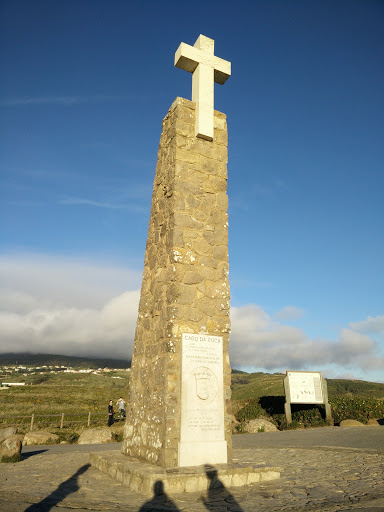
top-left (24, 463), bottom-right (90, 511)
top-left (138, 480), bottom-right (180, 511)
top-left (201, 465), bottom-right (244, 512)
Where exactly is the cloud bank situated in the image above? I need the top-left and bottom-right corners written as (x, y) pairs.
top-left (0, 254), bottom-right (141, 360)
top-left (0, 254), bottom-right (383, 380)
top-left (230, 305), bottom-right (384, 377)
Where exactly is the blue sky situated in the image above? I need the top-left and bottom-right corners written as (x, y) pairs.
top-left (1, 0), bottom-right (383, 382)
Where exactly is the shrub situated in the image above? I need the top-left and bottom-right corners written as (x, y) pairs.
top-left (236, 400), bottom-right (264, 422)
top-left (56, 431), bottom-right (80, 444)
top-left (329, 397), bottom-right (384, 424)
top-left (1, 453), bottom-right (21, 463)
top-left (114, 431), bottom-right (124, 442)
top-left (234, 395), bottom-right (384, 431)
top-left (290, 405), bottom-right (329, 429)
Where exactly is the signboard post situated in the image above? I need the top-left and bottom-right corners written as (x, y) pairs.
top-left (284, 371), bottom-right (332, 425)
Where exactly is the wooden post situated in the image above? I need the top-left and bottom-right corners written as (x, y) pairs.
top-left (30, 413), bottom-right (34, 431)
top-left (88, 411), bottom-right (91, 427)
top-left (284, 401), bottom-right (292, 426)
top-left (283, 376), bottom-right (292, 425)
top-left (322, 378), bottom-right (333, 424)
top-left (60, 413), bottom-right (64, 429)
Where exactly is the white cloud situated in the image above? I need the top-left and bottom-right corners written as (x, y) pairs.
top-left (0, 253), bottom-right (141, 310)
top-left (349, 316), bottom-right (384, 336)
top-left (0, 254), bottom-right (141, 359)
top-left (58, 197), bottom-right (145, 212)
top-left (230, 306), bottom-right (384, 376)
top-left (274, 305), bottom-right (305, 321)
top-left (0, 253), bottom-right (383, 379)
top-left (0, 291), bottom-right (139, 360)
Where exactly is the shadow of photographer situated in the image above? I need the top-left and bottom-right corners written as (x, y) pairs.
top-left (201, 465), bottom-right (244, 512)
top-left (138, 480), bottom-right (180, 511)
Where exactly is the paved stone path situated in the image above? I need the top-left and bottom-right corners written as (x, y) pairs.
top-left (0, 426), bottom-right (383, 511)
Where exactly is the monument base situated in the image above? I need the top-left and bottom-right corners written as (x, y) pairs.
top-left (178, 440), bottom-right (227, 467)
top-left (90, 452), bottom-right (280, 496)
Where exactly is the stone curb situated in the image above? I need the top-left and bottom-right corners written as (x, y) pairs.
top-left (90, 451), bottom-right (280, 495)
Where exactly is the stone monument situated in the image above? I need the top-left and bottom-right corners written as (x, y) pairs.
top-left (122, 35), bottom-right (232, 468)
top-left (91, 35), bottom-right (281, 494)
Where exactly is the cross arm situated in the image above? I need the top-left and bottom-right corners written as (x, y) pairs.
top-left (174, 43), bottom-right (231, 84)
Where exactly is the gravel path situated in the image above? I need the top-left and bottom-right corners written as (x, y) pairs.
top-left (1, 426), bottom-right (383, 511)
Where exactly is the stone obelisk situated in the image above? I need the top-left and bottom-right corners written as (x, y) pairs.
top-left (122, 35), bottom-right (232, 468)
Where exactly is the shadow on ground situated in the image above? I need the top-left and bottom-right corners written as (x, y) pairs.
top-left (22, 449), bottom-right (48, 460)
top-left (24, 463), bottom-right (90, 511)
top-left (201, 465), bottom-right (244, 512)
top-left (138, 465), bottom-right (245, 512)
top-left (138, 481), bottom-right (180, 511)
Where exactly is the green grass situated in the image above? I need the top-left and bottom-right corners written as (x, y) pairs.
top-left (1, 369), bottom-right (383, 437)
top-left (1, 453), bottom-right (22, 463)
top-left (0, 370), bottom-right (130, 432)
top-left (231, 372), bottom-right (286, 401)
top-left (231, 371), bottom-right (384, 401)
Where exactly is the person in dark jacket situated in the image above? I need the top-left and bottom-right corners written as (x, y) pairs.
top-left (107, 399), bottom-right (114, 426)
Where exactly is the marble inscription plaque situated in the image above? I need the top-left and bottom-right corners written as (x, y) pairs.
top-left (287, 371), bottom-right (324, 404)
top-left (180, 333), bottom-right (225, 443)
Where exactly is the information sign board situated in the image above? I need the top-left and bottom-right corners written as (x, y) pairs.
top-left (287, 371), bottom-right (324, 404)
top-left (283, 371), bottom-right (333, 425)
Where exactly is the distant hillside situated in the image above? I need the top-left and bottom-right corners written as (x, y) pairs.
top-left (1, 355), bottom-right (383, 399)
top-left (0, 353), bottom-right (131, 369)
top-left (231, 371), bottom-right (384, 401)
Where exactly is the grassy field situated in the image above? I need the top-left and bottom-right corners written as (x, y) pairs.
top-left (1, 370), bottom-right (383, 436)
top-left (0, 371), bottom-right (130, 435)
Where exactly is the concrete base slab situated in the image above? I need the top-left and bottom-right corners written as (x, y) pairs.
top-left (90, 451), bottom-right (280, 495)
top-left (178, 439), bottom-right (228, 466)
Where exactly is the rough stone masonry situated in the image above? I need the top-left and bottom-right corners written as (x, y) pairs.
top-left (122, 97), bottom-right (232, 468)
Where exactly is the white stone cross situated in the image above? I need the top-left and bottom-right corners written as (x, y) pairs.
top-left (175, 35), bottom-right (231, 141)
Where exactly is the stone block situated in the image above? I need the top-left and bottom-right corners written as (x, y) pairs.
top-left (23, 431), bottom-right (59, 446)
top-left (216, 192), bottom-right (228, 212)
top-left (244, 419), bottom-right (278, 433)
top-left (206, 175), bottom-right (227, 193)
top-left (214, 128), bottom-right (228, 146)
top-left (193, 236), bottom-right (214, 256)
top-left (0, 427), bottom-right (17, 444)
top-left (339, 419), bottom-right (365, 427)
top-left (176, 148), bottom-right (200, 164)
top-left (247, 472), bottom-right (261, 484)
top-left (183, 270), bottom-right (204, 284)
top-left (213, 245), bottom-right (228, 260)
top-left (187, 170), bottom-right (208, 186)
top-left (0, 434), bottom-right (23, 460)
top-left (175, 120), bottom-right (194, 138)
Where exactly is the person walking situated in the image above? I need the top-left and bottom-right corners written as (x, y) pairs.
top-left (107, 399), bottom-right (114, 426)
top-left (116, 397), bottom-right (126, 419)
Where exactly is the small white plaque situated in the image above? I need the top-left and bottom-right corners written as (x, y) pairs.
top-left (287, 371), bottom-right (324, 404)
top-left (179, 333), bottom-right (226, 466)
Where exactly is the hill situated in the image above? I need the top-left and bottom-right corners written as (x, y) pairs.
top-left (0, 353), bottom-right (131, 369)
top-left (1, 354), bottom-right (383, 400)
top-left (231, 371), bottom-right (384, 400)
